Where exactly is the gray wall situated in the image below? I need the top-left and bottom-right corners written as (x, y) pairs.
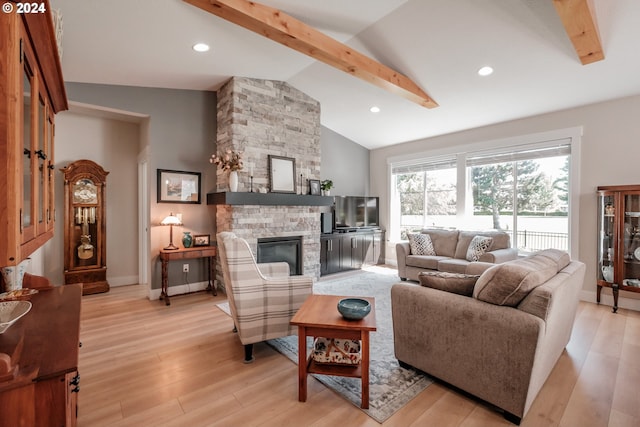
top-left (320, 126), bottom-right (370, 196)
top-left (52, 83), bottom-right (217, 291)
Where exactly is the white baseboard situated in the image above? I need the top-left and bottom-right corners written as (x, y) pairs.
top-left (108, 275), bottom-right (139, 287)
top-left (580, 289), bottom-right (640, 312)
top-left (148, 280), bottom-right (210, 301)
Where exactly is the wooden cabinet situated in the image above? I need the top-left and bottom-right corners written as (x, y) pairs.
top-left (320, 235), bottom-right (343, 275)
top-left (320, 230), bottom-right (385, 276)
top-left (597, 185), bottom-right (640, 312)
top-left (0, 1), bottom-right (67, 266)
top-left (0, 283), bottom-right (82, 427)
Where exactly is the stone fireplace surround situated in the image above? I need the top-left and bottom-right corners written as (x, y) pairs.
top-left (213, 77), bottom-right (329, 284)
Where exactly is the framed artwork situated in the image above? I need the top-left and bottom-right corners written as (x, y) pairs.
top-left (268, 155), bottom-right (296, 193)
top-left (193, 234), bottom-right (210, 246)
top-left (157, 169), bottom-right (201, 204)
top-left (309, 179), bottom-right (321, 195)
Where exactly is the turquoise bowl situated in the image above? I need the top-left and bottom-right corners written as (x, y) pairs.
top-left (337, 298), bottom-right (371, 320)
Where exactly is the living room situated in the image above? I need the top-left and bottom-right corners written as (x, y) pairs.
top-left (2, 0), bottom-right (640, 426)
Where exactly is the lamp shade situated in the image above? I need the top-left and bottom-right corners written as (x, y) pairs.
top-left (161, 214), bottom-right (182, 226)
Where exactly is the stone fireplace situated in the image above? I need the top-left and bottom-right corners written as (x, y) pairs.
top-left (213, 77), bottom-right (328, 283)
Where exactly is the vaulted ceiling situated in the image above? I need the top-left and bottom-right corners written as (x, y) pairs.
top-left (51, 0), bottom-right (640, 149)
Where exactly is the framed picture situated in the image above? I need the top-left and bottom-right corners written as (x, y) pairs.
top-left (268, 155), bottom-right (296, 193)
top-left (193, 234), bottom-right (210, 246)
top-left (157, 169), bottom-right (201, 204)
top-left (309, 179), bottom-right (321, 195)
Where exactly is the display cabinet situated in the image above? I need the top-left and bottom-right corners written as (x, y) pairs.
top-left (0, 1), bottom-right (67, 266)
top-left (597, 185), bottom-right (640, 312)
top-left (61, 160), bottom-right (110, 295)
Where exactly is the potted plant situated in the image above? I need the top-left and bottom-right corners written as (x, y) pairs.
top-left (320, 179), bottom-right (333, 196)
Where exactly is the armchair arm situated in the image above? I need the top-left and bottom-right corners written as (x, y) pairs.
top-left (257, 262), bottom-right (290, 278)
top-left (395, 242), bottom-right (411, 279)
top-left (478, 247), bottom-right (518, 264)
top-left (391, 283), bottom-right (543, 417)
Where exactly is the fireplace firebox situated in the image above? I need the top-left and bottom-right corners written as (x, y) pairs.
top-left (257, 236), bottom-right (303, 276)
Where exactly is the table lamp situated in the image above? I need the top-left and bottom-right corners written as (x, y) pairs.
top-left (160, 213), bottom-right (182, 250)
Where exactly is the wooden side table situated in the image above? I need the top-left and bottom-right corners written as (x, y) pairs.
top-left (159, 246), bottom-right (217, 306)
top-left (290, 294), bottom-right (376, 409)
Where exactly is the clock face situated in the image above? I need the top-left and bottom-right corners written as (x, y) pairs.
top-left (72, 179), bottom-right (98, 204)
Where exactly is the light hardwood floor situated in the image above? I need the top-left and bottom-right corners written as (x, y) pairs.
top-left (77, 279), bottom-right (640, 427)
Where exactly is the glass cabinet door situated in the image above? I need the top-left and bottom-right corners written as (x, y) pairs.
top-left (598, 192), bottom-right (616, 284)
top-left (622, 192), bottom-right (640, 288)
top-left (22, 60), bottom-right (34, 237)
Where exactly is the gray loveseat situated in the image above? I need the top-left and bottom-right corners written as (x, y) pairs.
top-left (396, 228), bottom-right (518, 281)
top-left (391, 249), bottom-right (586, 424)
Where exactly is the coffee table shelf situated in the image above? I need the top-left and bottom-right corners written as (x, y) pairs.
top-left (291, 294), bottom-right (376, 408)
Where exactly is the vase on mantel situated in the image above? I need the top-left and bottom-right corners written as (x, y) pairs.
top-left (229, 171), bottom-right (239, 192)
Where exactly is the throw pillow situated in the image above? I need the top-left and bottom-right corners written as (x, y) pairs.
top-left (418, 271), bottom-right (480, 297)
top-left (466, 235), bottom-right (493, 262)
top-left (312, 337), bottom-right (361, 365)
top-left (473, 253), bottom-right (559, 306)
top-left (408, 233), bottom-right (436, 255)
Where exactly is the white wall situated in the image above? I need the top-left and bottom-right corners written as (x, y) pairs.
top-left (46, 110), bottom-right (140, 286)
top-left (371, 94), bottom-right (640, 311)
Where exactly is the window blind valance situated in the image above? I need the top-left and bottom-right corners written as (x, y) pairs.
top-left (466, 139), bottom-right (571, 167)
top-left (391, 155), bottom-right (457, 175)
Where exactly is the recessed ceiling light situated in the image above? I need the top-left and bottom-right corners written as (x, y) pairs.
top-left (370, 106), bottom-right (381, 113)
top-left (192, 43), bottom-right (210, 52)
top-left (478, 66), bottom-right (494, 76)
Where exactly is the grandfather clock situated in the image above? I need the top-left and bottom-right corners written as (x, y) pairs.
top-left (61, 160), bottom-right (110, 295)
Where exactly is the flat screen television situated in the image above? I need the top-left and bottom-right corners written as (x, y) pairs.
top-left (334, 196), bottom-right (379, 229)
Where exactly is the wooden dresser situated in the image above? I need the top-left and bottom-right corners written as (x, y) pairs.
top-left (0, 284), bottom-right (81, 427)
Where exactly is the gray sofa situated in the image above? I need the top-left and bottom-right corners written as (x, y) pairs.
top-left (391, 249), bottom-right (586, 424)
top-left (396, 228), bottom-right (518, 281)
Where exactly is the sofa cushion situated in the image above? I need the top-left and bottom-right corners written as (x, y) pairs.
top-left (419, 271), bottom-right (480, 297)
top-left (421, 229), bottom-right (459, 257)
top-left (406, 255), bottom-right (447, 270)
top-left (473, 251), bottom-right (563, 306)
top-left (437, 258), bottom-right (471, 274)
top-left (408, 233), bottom-right (436, 255)
top-left (466, 236), bottom-right (493, 261)
top-left (454, 230), bottom-right (510, 259)
top-left (534, 248), bottom-right (571, 272)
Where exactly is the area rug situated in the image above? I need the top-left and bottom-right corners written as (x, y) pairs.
top-left (216, 266), bottom-right (432, 423)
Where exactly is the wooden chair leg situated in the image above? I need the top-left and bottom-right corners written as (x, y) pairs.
top-left (244, 344), bottom-right (254, 363)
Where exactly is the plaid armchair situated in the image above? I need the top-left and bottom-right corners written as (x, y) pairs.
top-left (217, 232), bottom-right (313, 363)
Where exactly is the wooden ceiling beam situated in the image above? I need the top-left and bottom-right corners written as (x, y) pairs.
top-left (183, 0), bottom-right (438, 108)
top-left (553, 0), bottom-right (605, 64)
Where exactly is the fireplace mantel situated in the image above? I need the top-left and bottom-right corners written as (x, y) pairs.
top-left (207, 192), bottom-right (334, 207)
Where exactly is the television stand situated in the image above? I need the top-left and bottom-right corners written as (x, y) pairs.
top-left (320, 229), bottom-right (385, 276)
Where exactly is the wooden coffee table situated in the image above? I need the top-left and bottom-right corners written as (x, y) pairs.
top-left (290, 294), bottom-right (376, 409)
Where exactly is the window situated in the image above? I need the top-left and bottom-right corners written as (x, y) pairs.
top-left (467, 144), bottom-right (570, 252)
top-left (392, 156), bottom-right (457, 239)
top-left (389, 129), bottom-right (579, 255)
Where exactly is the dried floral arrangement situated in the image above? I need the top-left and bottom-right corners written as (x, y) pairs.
top-left (210, 150), bottom-right (244, 172)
